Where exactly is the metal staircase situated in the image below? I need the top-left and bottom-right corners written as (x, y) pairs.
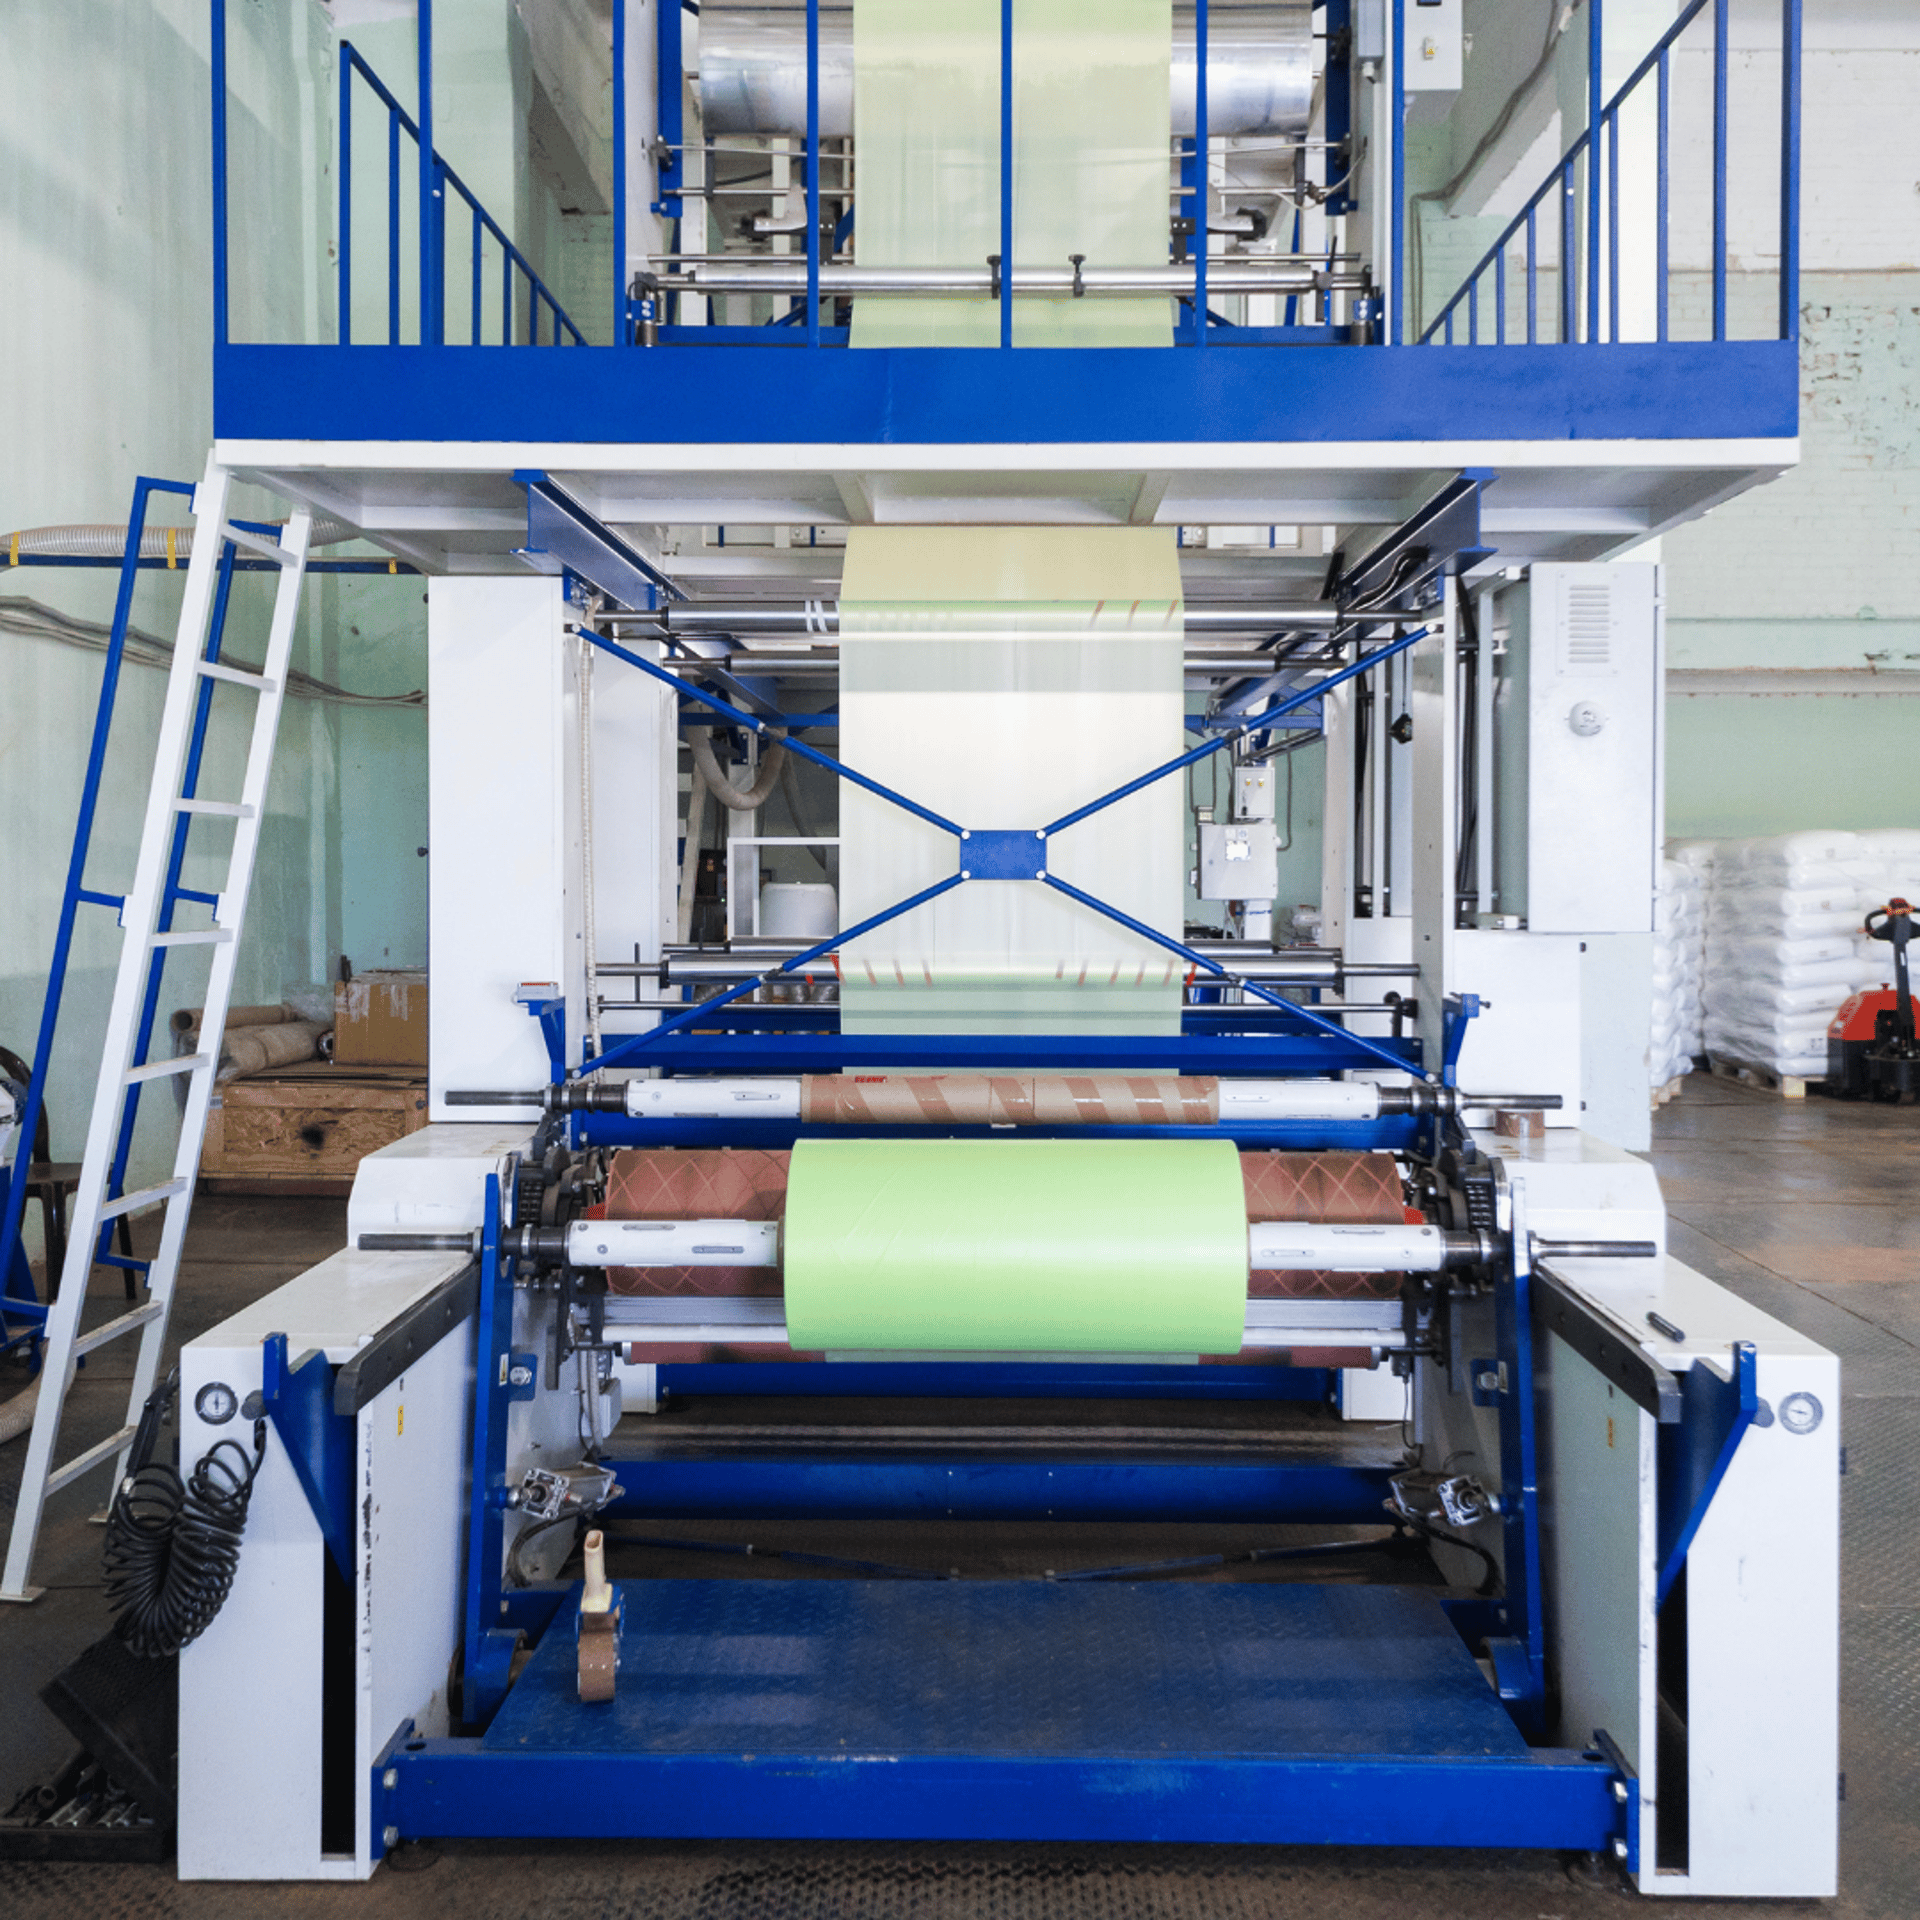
top-left (1, 461), bottom-right (311, 1601)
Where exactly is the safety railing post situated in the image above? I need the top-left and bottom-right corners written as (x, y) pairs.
top-left (613, 0), bottom-right (628, 345)
top-left (1390, 0), bottom-right (1404, 342)
top-left (418, 0), bottom-right (438, 345)
top-left (806, 0), bottom-right (821, 346)
top-left (1587, 0), bottom-right (1603, 343)
top-left (999, 0), bottom-right (1014, 348)
top-left (1712, 0), bottom-right (1728, 341)
top-left (1779, 0), bottom-right (1801, 340)
top-left (1657, 49), bottom-right (1670, 341)
top-left (211, 0), bottom-right (229, 349)
top-left (388, 107), bottom-right (402, 344)
top-left (1195, 0), bottom-right (1210, 346)
top-left (338, 46), bottom-right (352, 344)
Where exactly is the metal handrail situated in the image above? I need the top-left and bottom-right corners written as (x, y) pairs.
top-left (1420, 0), bottom-right (1800, 347)
top-left (336, 42), bottom-right (584, 348)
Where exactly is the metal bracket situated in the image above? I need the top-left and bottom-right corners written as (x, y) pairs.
top-left (1333, 473), bottom-right (1495, 619)
top-left (515, 472), bottom-right (684, 608)
top-left (333, 1265), bottom-right (479, 1417)
top-left (1533, 1264), bottom-right (1682, 1424)
top-left (517, 992), bottom-right (567, 1082)
top-left (258, 1331), bottom-right (355, 1583)
top-left (960, 829), bottom-right (1047, 881)
top-left (1439, 993), bottom-right (1481, 1085)
top-left (1656, 1340), bottom-right (1759, 1607)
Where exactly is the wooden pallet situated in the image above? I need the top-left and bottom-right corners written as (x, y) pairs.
top-left (1707, 1054), bottom-right (1812, 1100)
top-left (1651, 1072), bottom-right (1691, 1109)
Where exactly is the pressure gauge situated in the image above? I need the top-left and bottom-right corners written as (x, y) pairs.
top-left (195, 1381), bottom-right (239, 1426)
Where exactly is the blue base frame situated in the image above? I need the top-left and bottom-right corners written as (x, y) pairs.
top-left (379, 1580), bottom-right (1632, 1861)
top-left (599, 1455), bottom-right (1397, 1523)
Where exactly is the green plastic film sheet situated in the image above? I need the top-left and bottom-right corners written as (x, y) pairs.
top-left (782, 1136), bottom-right (1249, 1354)
top-left (851, 0), bottom-right (1173, 348)
top-left (838, 526), bottom-right (1186, 1036)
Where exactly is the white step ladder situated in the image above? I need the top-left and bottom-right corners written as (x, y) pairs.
top-left (1, 462), bottom-right (312, 1602)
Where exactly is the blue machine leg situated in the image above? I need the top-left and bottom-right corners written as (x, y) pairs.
top-left (461, 1175), bottom-right (523, 1724)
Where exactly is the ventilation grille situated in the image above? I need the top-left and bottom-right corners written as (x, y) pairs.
top-left (1563, 582), bottom-right (1613, 671)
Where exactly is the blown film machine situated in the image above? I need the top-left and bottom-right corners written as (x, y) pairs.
top-left (164, 518), bottom-right (1837, 1893)
top-left (1, 0), bottom-right (1832, 1897)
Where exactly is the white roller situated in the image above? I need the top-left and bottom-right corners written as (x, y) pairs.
top-left (1215, 1081), bottom-right (1381, 1122)
top-left (624, 1079), bottom-right (802, 1119)
top-left (565, 1219), bottom-right (781, 1268)
top-left (577, 1214), bottom-right (1439, 1276)
top-left (1247, 1221), bottom-right (1447, 1272)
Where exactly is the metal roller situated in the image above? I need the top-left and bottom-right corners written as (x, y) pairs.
top-left (697, 4), bottom-right (1314, 141)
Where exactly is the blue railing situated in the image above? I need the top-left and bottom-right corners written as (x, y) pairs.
top-left (1420, 0), bottom-right (1801, 346)
top-left (209, 3), bottom-right (581, 348)
top-left (337, 45), bottom-right (583, 348)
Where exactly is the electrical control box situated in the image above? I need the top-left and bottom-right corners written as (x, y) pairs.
top-left (1199, 819), bottom-right (1279, 900)
top-left (1405, 0), bottom-right (1463, 100)
top-left (1234, 763), bottom-right (1276, 821)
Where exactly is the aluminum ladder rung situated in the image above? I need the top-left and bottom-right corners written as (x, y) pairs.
top-left (174, 798), bottom-right (255, 819)
top-left (45, 1426), bottom-right (140, 1499)
top-left (150, 929), bottom-right (232, 948)
top-left (98, 1178), bottom-right (188, 1221)
top-left (72, 1304), bottom-right (163, 1361)
top-left (196, 658), bottom-right (277, 692)
top-left (221, 525), bottom-right (291, 564)
top-left (125, 1053), bottom-right (209, 1084)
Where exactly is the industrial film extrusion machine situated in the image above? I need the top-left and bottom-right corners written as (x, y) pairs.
top-left (4, 0), bottom-right (1834, 1898)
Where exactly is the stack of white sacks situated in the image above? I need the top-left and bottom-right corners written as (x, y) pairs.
top-left (1698, 829), bottom-right (1920, 1082)
top-left (1651, 854), bottom-right (1708, 1091)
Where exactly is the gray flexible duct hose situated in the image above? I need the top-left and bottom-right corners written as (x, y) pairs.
top-left (0, 1380), bottom-right (40, 1447)
top-left (688, 726), bottom-right (787, 811)
top-left (3, 517), bottom-right (361, 560)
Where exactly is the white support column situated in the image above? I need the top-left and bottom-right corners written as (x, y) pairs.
top-left (427, 578), bottom-right (580, 1117)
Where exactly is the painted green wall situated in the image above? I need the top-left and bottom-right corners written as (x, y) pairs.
top-left (0, 2), bottom-right (428, 1209)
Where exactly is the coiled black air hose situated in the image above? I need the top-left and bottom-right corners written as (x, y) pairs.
top-left (102, 1395), bottom-right (266, 1659)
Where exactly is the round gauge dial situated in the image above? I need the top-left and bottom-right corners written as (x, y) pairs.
top-left (195, 1381), bottom-right (239, 1426)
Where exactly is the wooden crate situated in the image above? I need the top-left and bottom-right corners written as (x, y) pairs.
top-left (200, 1062), bottom-right (429, 1195)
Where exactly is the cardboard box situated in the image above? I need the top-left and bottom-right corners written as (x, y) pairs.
top-left (333, 970), bottom-right (429, 1066)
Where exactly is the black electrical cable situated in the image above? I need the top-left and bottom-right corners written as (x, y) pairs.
top-left (102, 1421), bottom-right (266, 1657)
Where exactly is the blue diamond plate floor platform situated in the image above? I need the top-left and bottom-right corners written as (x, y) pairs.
top-left (380, 1581), bottom-right (1623, 1853)
top-left (494, 1580), bottom-right (1522, 1759)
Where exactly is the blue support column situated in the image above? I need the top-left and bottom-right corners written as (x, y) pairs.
top-left (461, 1175), bottom-right (521, 1725)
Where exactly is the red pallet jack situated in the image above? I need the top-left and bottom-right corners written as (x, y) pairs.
top-left (1825, 899), bottom-right (1920, 1102)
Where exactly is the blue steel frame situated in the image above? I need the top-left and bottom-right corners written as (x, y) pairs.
top-left (373, 1729), bottom-right (1632, 1859)
top-left (0, 480), bottom-right (260, 1358)
top-left (1422, 0), bottom-right (1802, 347)
top-left (575, 616), bottom-right (1436, 1084)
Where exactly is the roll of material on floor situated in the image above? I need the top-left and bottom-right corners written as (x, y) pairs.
top-left (781, 1136), bottom-right (1248, 1353)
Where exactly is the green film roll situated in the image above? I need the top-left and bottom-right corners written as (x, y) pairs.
top-left (782, 1137), bottom-right (1248, 1354)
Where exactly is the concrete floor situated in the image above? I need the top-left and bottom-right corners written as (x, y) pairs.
top-left (1, 1076), bottom-right (1914, 1916)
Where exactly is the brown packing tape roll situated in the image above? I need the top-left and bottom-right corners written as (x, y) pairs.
top-left (797, 1073), bottom-right (1218, 1126)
